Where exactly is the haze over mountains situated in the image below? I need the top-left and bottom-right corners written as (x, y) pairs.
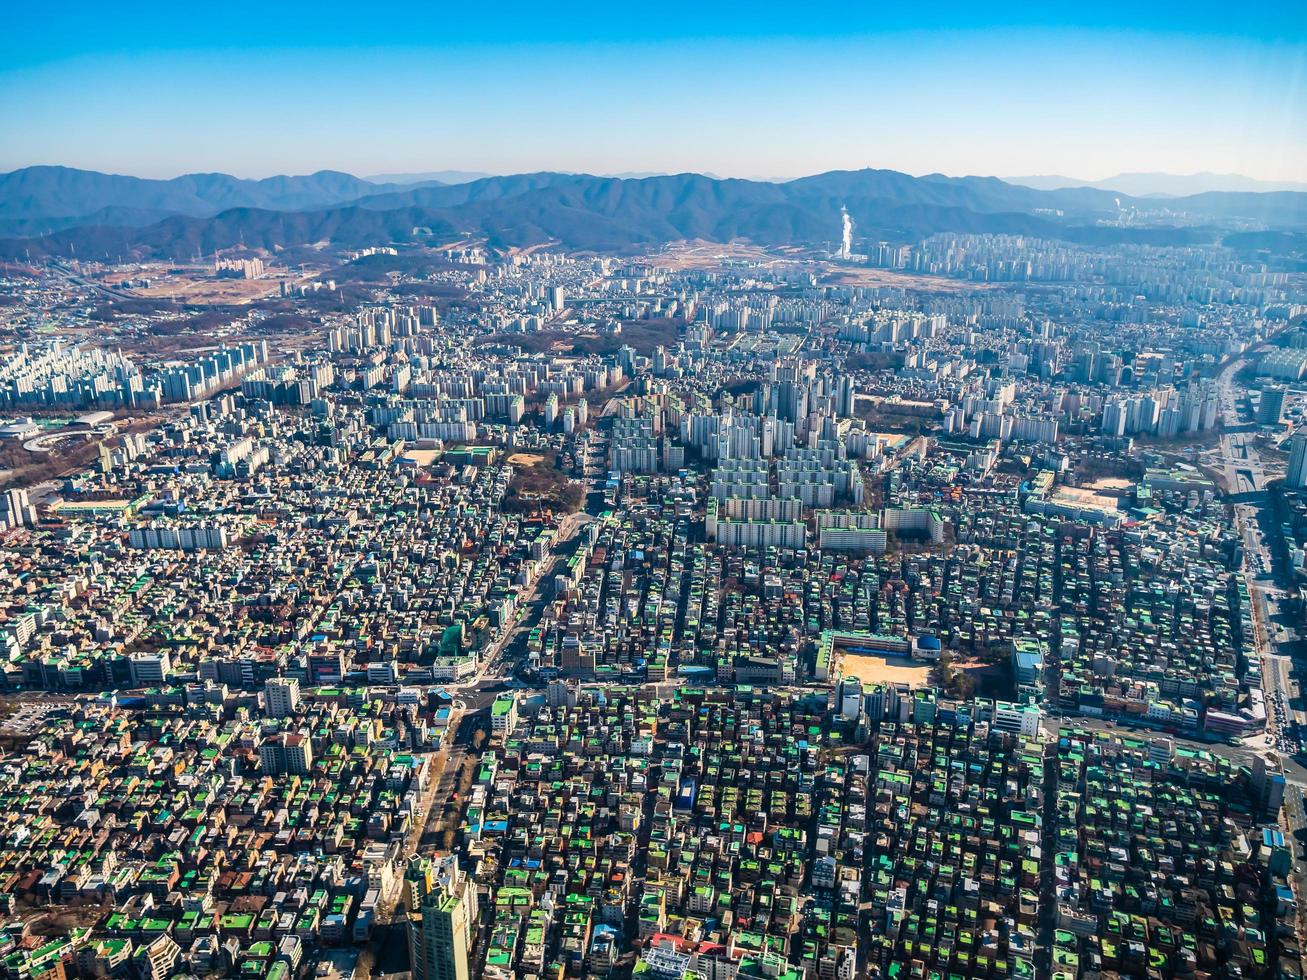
top-left (1007, 172), bottom-right (1307, 197)
top-left (0, 166), bottom-right (452, 237)
top-left (1, 165), bottom-right (1303, 260)
top-left (361, 170), bottom-right (492, 186)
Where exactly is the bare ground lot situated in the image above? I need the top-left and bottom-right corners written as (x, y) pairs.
top-left (401, 449), bottom-right (443, 467)
top-left (648, 242), bottom-right (996, 293)
top-left (507, 452), bottom-right (547, 467)
top-left (821, 267), bottom-right (994, 293)
top-left (839, 652), bottom-right (931, 687)
top-left (102, 264), bottom-right (313, 305)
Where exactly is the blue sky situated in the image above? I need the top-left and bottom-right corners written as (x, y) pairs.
top-left (2, 1), bottom-right (1305, 181)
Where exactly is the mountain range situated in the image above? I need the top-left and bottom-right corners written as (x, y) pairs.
top-left (0, 166), bottom-right (446, 237)
top-left (1, 166), bottom-right (1304, 260)
top-left (362, 170), bottom-right (490, 186)
top-left (1006, 171), bottom-right (1307, 197)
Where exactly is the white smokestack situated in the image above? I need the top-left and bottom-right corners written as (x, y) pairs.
top-left (840, 206), bottom-right (852, 260)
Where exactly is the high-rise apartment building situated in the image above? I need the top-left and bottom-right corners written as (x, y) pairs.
top-left (264, 677), bottom-right (301, 718)
top-left (1259, 385), bottom-right (1287, 425)
top-left (1288, 429), bottom-right (1307, 490)
top-left (407, 855), bottom-right (478, 980)
top-left (258, 732), bottom-right (313, 775)
top-left (3, 488), bottom-right (35, 529)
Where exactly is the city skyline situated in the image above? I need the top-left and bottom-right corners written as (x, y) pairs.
top-left (1, 5), bottom-right (1306, 978)
top-left (3, 1), bottom-right (1306, 182)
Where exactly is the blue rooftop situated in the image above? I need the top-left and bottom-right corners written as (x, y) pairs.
top-left (1015, 650), bottom-right (1044, 670)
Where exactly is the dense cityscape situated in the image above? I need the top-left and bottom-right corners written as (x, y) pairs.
top-left (2, 0), bottom-right (1306, 975)
top-left (0, 212), bottom-right (1304, 980)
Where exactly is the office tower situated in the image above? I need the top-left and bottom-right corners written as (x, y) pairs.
top-left (548, 285), bottom-right (565, 311)
top-left (408, 856), bottom-right (478, 980)
top-left (1288, 429), bottom-right (1307, 490)
top-left (1259, 386), bottom-right (1287, 425)
top-left (264, 677), bottom-right (301, 718)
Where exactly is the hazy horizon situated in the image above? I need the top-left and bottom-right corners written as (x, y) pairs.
top-left (3, 1), bottom-right (1305, 184)
top-left (7, 164), bottom-right (1307, 196)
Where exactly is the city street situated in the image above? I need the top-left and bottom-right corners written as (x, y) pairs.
top-left (1210, 343), bottom-right (1307, 972)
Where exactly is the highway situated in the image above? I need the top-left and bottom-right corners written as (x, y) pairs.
top-left (1210, 351), bottom-right (1270, 496)
top-left (1209, 343), bottom-right (1307, 971)
top-left (49, 259), bottom-right (138, 300)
